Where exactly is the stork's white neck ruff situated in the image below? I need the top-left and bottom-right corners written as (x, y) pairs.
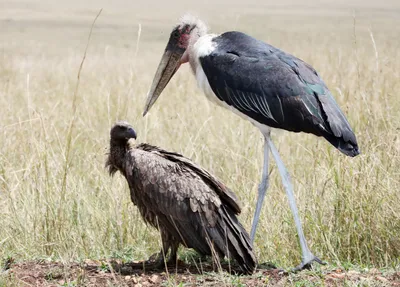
top-left (188, 34), bottom-right (217, 75)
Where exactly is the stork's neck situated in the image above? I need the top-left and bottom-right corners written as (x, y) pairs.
top-left (177, 24), bottom-right (210, 73)
top-left (187, 33), bottom-right (217, 75)
top-left (107, 139), bottom-right (130, 176)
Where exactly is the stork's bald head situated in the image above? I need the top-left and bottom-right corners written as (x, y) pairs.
top-left (110, 121), bottom-right (137, 144)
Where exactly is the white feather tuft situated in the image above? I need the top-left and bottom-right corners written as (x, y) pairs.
top-left (179, 13), bottom-right (208, 36)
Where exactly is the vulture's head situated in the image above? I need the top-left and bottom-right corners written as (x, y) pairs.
top-left (110, 121), bottom-right (137, 144)
top-left (107, 121), bottom-right (137, 176)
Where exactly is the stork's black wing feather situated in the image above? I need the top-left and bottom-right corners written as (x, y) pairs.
top-left (200, 31), bottom-right (359, 157)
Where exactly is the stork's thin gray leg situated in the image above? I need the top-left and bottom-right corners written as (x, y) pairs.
top-left (250, 134), bottom-right (270, 242)
top-left (268, 140), bottom-right (325, 271)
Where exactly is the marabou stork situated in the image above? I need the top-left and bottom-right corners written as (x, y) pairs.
top-left (106, 121), bottom-right (257, 274)
top-left (142, 15), bottom-right (359, 270)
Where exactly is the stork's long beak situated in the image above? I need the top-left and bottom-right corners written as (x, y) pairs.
top-left (143, 46), bottom-right (185, 116)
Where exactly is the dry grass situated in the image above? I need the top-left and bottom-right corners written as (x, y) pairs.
top-left (0, 0), bottom-right (399, 275)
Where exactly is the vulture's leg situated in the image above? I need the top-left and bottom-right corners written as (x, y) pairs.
top-left (250, 132), bottom-right (270, 242)
top-left (268, 139), bottom-right (325, 271)
top-left (153, 247), bottom-right (170, 268)
top-left (166, 241), bottom-right (180, 265)
top-left (154, 231), bottom-right (181, 268)
top-left (153, 230), bottom-right (172, 268)
top-left (145, 228), bottom-right (170, 268)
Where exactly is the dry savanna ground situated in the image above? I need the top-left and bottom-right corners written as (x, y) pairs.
top-left (1, 0), bottom-right (400, 286)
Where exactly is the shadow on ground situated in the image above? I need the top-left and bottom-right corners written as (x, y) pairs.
top-left (109, 259), bottom-right (278, 276)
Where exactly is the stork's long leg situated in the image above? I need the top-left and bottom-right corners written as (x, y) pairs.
top-left (268, 140), bottom-right (325, 271)
top-left (250, 134), bottom-right (270, 242)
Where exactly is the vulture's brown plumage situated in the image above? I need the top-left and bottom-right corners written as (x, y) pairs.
top-left (106, 121), bottom-right (256, 274)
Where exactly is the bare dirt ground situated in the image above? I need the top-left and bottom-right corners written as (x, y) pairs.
top-left (2, 260), bottom-right (400, 286)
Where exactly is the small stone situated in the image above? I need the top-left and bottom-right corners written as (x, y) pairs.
top-left (347, 270), bottom-right (359, 275)
top-left (149, 274), bottom-right (159, 283)
top-left (125, 276), bottom-right (131, 280)
top-left (376, 276), bottom-right (388, 282)
top-left (330, 273), bottom-right (346, 279)
top-left (134, 284), bottom-right (142, 287)
top-left (132, 277), bottom-right (138, 284)
top-left (335, 269), bottom-right (343, 273)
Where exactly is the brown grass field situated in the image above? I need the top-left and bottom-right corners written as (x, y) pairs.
top-left (0, 0), bottom-right (400, 285)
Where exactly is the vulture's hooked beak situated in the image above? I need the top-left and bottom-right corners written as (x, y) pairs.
top-left (143, 32), bottom-right (187, 117)
top-left (127, 127), bottom-right (137, 140)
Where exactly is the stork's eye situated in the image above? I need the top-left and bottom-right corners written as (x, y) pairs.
top-left (182, 24), bottom-right (192, 34)
top-left (172, 29), bottom-right (180, 38)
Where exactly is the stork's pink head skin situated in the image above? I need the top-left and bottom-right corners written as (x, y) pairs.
top-left (143, 14), bottom-right (207, 116)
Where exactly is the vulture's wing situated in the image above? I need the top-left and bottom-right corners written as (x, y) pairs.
top-left (135, 143), bottom-right (242, 214)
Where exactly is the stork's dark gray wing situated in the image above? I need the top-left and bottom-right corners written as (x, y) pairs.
top-left (200, 31), bottom-right (359, 157)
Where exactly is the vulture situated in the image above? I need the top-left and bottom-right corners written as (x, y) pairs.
top-left (106, 121), bottom-right (257, 274)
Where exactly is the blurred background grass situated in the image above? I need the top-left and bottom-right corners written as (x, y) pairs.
top-left (0, 0), bottom-right (399, 269)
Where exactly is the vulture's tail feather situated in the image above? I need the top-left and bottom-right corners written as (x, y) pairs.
top-left (207, 206), bottom-right (257, 274)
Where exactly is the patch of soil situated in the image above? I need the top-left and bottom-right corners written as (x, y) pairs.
top-left (2, 260), bottom-right (400, 286)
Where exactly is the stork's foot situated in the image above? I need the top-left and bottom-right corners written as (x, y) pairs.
top-left (292, 255), bottom-right (326, 272)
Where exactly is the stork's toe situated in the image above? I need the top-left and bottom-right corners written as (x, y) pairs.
top-left (292, 256), bottom-right (326, 272)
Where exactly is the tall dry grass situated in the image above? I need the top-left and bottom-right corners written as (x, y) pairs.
top-left (0, 0), bottom-right (399, 269)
